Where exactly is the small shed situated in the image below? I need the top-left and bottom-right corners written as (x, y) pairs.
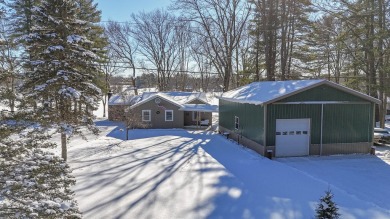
top-left (218, 80), bottom-right (381, 157)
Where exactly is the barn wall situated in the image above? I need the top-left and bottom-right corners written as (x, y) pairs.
top-left (219, 99), bottom-right (264, 145)
top-left (219, 126), bottom-right (265, 156)
top-left (279, 84), bottom-right (368, 102)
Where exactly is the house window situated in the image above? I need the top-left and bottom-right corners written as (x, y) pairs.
top-left (165, 110), bottom-right (173, 121)
top-left (235, 116), bottom-right (239, 130)
top-left (142, 110), bottom-right (151, 121)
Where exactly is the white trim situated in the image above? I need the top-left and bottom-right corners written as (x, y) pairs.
top-left (130, 94), bottom-right (183, 109)
top-left (273, 101), bottom-right (371, 105)
top-left (165, 110), bottom-right (173, 121)
top-left (235, 116), bottom-right (239, 130)
top-left (142, 110), bottom-right (151, 122)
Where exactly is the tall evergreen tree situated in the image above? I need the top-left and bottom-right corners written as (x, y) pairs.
top-left (7, 0), bottom-right (41, 39)
top-left (0, 136), bottom-right (81, 218)
top-left (20, 0), bottom-right (103, 161)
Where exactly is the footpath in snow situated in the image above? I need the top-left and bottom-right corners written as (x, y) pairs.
top-left (67, 120), bottom-right (390, 219)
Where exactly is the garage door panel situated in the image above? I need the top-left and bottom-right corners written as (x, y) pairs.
top-left (275, 119), bottom-right (310, 157)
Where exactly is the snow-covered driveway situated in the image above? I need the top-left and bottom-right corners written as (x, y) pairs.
top-left (68, 124), bottom-right (390, 219)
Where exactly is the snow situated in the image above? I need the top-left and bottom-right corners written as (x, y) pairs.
top-left (179, 104), bottom-right (219, 112)
top-left (67, 35), bottom-right (83, 44)
top-left (220, 80), bottom-right (380, 105)
top-left (58, 87), bottom-right (81, 99)
top-left (108, 94), bottom-right (137, 106)
top-left (4, 100), bottom-right (389, 218)
top-left (137, 92), bottom-right (209, 105)
top-left (45, 45), bottom-right (64, 53)
top-left (220, 80), bottom-right (324, 105)
top-left (65, 116), bottom-right (390, 218)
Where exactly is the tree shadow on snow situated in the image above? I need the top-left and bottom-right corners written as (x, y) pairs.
top-left (72, 127), bottom-right (390, 219)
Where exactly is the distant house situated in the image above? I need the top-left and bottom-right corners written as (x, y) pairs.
top-left (108, 87), bottom-right (158, 121)
top-left (108, 93), bottom-right (137, 121)
top-left (219, 79), bottom-right (380, 157)
top-left (112, 91), bottom-right (218, 129)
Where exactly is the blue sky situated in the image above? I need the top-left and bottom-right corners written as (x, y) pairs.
top-left (96, 0), bottom-right (172, 22)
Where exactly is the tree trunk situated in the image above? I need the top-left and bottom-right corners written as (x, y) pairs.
top-left (61, 132), bottom-right (67, 161)
top-left (102, 95), bottom-right (107, 118)
top-left (132, 67), bottom-right (138, 95)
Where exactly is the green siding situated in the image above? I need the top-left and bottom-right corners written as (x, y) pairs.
top-left (219, 99), bottom-right (264, 145)
top-left (322, 104), bottom-right (373, 143)
top-left (279, 84), bottom-right (367, 102)
top-left (266, 104), bottom-right (322, 146)
top-left (266, 103), bottom-right (374, 146)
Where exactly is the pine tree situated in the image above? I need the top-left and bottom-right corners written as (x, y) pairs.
top-left (7, 0), bottom-right (42, 39)
top-left (20, 0), bottom-right (103, 161)
top-left (0, 135), bottom-right (81, 218)
top-left (315, 189), bottom-right (341, 219)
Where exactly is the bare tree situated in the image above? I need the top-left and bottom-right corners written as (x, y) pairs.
top-left (189, 35), bottom-right (213, 91)
top-left (175, 21), bottom-right (192, 91)
top-left (105, 21), bottom-right (138, 95)
top-left (172, 0), bottom-right (251, 92)
top-left (0, 9), bottom-right (19, 112)
top-left (131, 9), bottom-right (181, 91)
top-left (99, 50), bottom-right (120, 117)
top-left (124, 109), bottom-right (149, 140)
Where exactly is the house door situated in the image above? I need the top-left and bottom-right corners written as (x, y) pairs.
top-left (275, 119), bottom-right (310, 157)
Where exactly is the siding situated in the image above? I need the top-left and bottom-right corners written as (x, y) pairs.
top-left (219, 99), bottom-right (264, 145)
top-left (279, 84), bottom-right (367, 102)
top-left (132, 97), bottom-right (184, 128)
top-left (266, 103), bottom-right (373, 146)
top-left (322, 103), bottom-right (373, 143)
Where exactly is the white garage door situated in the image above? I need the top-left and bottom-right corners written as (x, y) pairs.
top-left (275, 119), bottom-right (310, 157)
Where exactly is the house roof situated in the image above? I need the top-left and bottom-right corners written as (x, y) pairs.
top-left (130, 92), bottom-right (209, 109)
top-left (179, 104), bottom-right (219, 112)
top-left (108, 94), bottom-right (138, 106)
top-left (219, 79), bottom-right (381, 105)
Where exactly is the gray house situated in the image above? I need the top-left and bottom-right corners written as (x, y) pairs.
top-left (218, 79), bottom-right (380, 157)
top-left (129, 92), bottom-right (218, 129)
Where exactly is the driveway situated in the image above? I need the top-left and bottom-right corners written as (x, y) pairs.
top-left (69, 128), bottom-right (390, 219)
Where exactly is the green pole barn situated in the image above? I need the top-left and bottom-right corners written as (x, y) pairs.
top-left (218, 80), bottom-right (381, 157)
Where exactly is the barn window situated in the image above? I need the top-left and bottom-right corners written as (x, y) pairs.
top-left (142, 110), bottom-right (151, 121)
top-left (165, 110), bottom-right (173, 121)
top-left (235, 116), bottom-right (239, 130)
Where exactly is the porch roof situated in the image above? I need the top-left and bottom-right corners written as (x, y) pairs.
top-left (179, 104), bottom-right (218, 112)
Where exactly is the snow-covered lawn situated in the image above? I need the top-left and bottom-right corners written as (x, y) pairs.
top-left (67, 121), bottom-right (390, 219)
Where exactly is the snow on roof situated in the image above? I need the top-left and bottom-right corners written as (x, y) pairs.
top-left (179, 104), bottom-right (219, 112)
top-left (220, 79), bottom-right (381, 105)
top-left (220, 80), bottom-right (325, 105)
top-left (108, 94), bottom-right (138, 105)
top-left (131, 92), bottom-right (209, 109)
top-left (141, 92), bottom-right (207, 104)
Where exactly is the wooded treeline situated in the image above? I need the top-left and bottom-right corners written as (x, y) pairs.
top-left (104, 0), bottom-right (390, 125)
top-left (1, 0), bottom-right (390, 122)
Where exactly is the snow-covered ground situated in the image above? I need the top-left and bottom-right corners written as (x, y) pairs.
top-left (4, 101), bottom-right (390, 218)
top-left (65, 121), bottom-right (390, 219)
